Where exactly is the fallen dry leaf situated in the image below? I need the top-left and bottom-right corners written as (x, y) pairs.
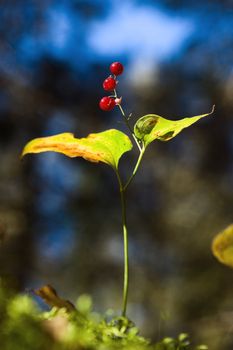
top-left (33, 284), bottom-right (75, 312)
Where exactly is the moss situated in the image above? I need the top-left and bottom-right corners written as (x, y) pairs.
top-left (0, 287), bottom-right (207, 350)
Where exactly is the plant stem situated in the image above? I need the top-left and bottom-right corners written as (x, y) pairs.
top-left (113, 89), bottom-right (142, 152)
top-left (118, 104), bottom-right (142, 152)
top-left (124, 146), bottom-right (145, 191)
top-left (114, 86), bottom-right (146, 317)
top-left (116, 171), bottom-right (129, 317)
top-left (115, 146), bottom-right (145, 317)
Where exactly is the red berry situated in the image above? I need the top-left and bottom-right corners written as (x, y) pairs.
top-left (103, 76), bottom-right (117, 91)
top-left (99, 96), bottom-right (116, 111)
top-left (110, 62), bottom-right (124, 76)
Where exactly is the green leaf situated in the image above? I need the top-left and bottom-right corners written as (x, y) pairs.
top-left (21, 129), bottom-right (133, 170)
top-left (134, 106), bottom-right (215, 147)
top-left (212, 224), bottom-right (233, 269)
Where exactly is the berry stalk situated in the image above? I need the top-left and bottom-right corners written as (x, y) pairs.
top-left (114, 89), bottom-right (142, 152)
top-left (100, 62), bottom-right (146, 317)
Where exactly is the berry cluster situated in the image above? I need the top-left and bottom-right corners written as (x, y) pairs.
top-left (99, 62), bottom-right (124, 111)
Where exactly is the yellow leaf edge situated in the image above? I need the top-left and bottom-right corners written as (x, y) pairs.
top-left (21, 132), bottom-right (75, 158)
top-left (211, 223), bottom-right (233, 268)
top-left (21, 129), bottom-right (133, 170)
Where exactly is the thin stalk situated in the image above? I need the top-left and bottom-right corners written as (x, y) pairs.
top-left (124, 146), bottom-right (145, 191)
top-left (113, 89), bottom-right (142, 152)
top-left (118, 104), bottom-right (142, 152)
top-left (115, 170), bottom-right (129, 317)
top-left (115, 145), bottom-right (145, 316)
top-left (114, 85), bottom-right (146, 316)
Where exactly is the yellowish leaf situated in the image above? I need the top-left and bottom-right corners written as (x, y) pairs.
top-left (21, 129), bottom-right (133, 170)
top-left (212, 224), bottom-right (233, 268)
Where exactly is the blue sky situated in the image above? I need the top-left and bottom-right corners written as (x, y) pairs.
top-left (88, 2), bottom-right (193, 62)
top-left (19, 1), bottom-right (193, 70)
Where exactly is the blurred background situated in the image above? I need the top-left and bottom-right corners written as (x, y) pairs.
top-left (0, 0), bottom-right (232, 349)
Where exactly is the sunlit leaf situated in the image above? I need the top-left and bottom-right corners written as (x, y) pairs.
top-left (212, 224), bottom-right (233, 268)
top-left (32, 285), bottom-right (75, 312)
top-left (21, 129), bottom-right (133, 170)
top-left (134, 106), bottom-right (214, 147)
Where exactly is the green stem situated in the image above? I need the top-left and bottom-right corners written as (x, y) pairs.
top-left (115, 147), bottom-right (145, 317)
top-left (114, 86), bottom-right (146, 316)
top-left (116, 171), bottom-right (129, 317)
top-left (118, 104), bottom-right (142, 152)
top-left (124, 146), bottom-right (145, 191)
top-left (113, 89), bottom-right (142, 152)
